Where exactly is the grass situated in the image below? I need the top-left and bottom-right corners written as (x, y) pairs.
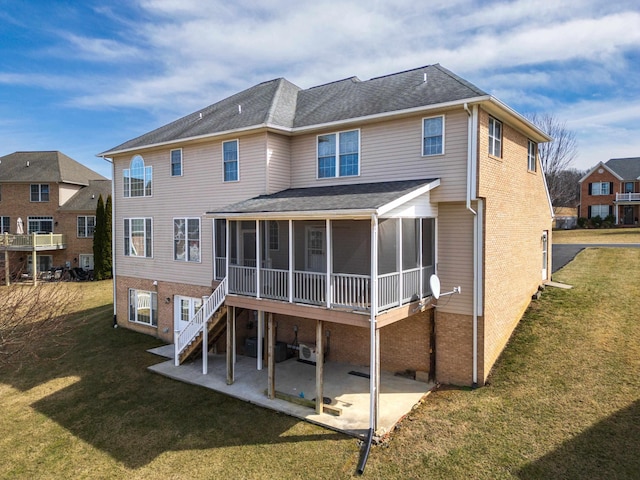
top-left (1, 253), bottom-right (639, 478)
top-left (553, 226), bottom-right (640, 244)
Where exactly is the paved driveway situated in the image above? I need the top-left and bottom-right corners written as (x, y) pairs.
top-left (552, 243), bottom-right (640, 273)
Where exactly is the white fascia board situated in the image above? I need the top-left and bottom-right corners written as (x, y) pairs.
top-left (204, 209), bottom-right (375, 220)
top-left (376, 179), bottom-right (440, 216)
top-left (482, 97), bottom-right (553, 143)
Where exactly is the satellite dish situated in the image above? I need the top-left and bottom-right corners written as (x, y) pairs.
top-left (429, 274), bottom-right (441, 299)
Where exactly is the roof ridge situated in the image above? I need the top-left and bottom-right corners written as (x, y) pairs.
top-left (265, 78), bottom-right (287, 124)
top-left (307, 76), bottom-right (361, 90)
top-left (368, 64), bottom-right (434, 81)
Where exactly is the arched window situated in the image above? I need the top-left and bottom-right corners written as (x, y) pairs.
top-left (123, 155), bottom-right (152, 197)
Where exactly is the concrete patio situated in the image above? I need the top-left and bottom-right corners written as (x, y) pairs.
top-left (147, 344), bottom-right (434, 439)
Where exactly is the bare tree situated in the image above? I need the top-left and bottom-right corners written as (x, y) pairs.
top-left (527, 113), bottom-right (579, 206)
top-left (0, 283), bottom-right (79, 366)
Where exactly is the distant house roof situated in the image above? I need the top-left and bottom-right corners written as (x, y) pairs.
top-left (0, 151), bottom-right (106, 185)
top-left (60, 180), bottom-right (112, 211)
top-left (606, 157), bottom-right (640, 180)
top-left (207, 178), bottom-right (440, 218)
top-left (100, 64), bottom-right (493, 156)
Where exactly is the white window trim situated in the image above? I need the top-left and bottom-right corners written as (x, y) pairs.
top-left (222, 139), bottom-right (240, 183)
top-left (590, 205), bottom-right (610, 218)
top-left (170, 148), bottom-right (183, 177)
top-left (527, 140), bottom-right (537, 172)
top-left (128, 289), bottom-right (158, 327)
top-left (0, 216), bottom-right (10, 234)
top-left (488, 117), bottom-right (502, 158)
top-left (173, 217), bottom-right (202, 263)
top-left (124, 217), bottom-right (153, 258)
top-left (30, 184), bottom-right (50, 202)
top-left (77, 215), bottom-right (96, 238)
top-left (27, 216), bottom-right (54, 234)
top-left (591, 182), bottom-right (611, 196)
top-left (422, 115), bottom-right (445, 157)
top-left (123, 155), bottom-right (153, 198)
top-left (316, 129), bottom-right (361, 179)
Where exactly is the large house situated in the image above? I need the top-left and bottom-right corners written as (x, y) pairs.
top-left (0, 151), bottom-right (111, 283)
top-left (100, 64), bottom-right (553, 435)
top-left (579, 157), bottom-right (640, 225)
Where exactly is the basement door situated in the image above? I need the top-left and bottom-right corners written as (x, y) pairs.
top-left (175, 296), bottom-right (203, 331)
top-left (542, 231), bottom-right (548, 280)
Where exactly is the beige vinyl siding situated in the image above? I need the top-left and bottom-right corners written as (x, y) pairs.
top-left (435, 202), bottom-right (474, 315)
top-left (266, 132), bottom-right (291, 194)
top-left (290, 109), bottom-right (468, 203)
top-left (58, 184), bottom-right (82, 206)
top-left (113, 134), bottom-right (268, 286)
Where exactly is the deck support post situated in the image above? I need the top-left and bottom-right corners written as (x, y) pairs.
top-left (226, 306), bottom-right (234, 384)
top-left (4, 249), bottom-right (9, 286)
top-left (315, 319), bottom-right (324, 414)
top-left (202, 317), bottom-right (208, 375)
top-left (267, 312), bottom-right (275, 399)
top-left (32, 233), bottom-right (37, 286)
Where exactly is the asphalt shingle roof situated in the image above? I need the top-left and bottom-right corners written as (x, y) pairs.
top-left (208, 178), bottom-right (439, 216)
top-left (605, 157), bottom-right (640, 180)
top-left (102, 64), bottom-right (487, 154)
top-left (60, 180), bottom-right (112, 211)
top-left (0, 151), bottom-right (106, 185)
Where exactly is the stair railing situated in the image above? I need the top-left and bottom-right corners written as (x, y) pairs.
top-left (174, 277), bottom-right (227, 366)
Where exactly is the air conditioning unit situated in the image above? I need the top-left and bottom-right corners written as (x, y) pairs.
top-left (298, 343), bottom-right (317, 363)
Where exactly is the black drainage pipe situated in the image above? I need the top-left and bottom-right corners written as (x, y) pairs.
top-left (356, 428), bottom-right (374, 475)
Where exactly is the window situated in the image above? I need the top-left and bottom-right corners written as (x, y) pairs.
top-left (123, 155), bottom-right (152, 197)
top-left (317, 129), bottom-right (360, 178)
top-left (171, 149), bottom-right (182, 176)
top-left (124, 218), bottom-right (152, 257)
top-left (30, 184), bottom-right (49, 202)
top-left (0, 216), bottom-right (9, 233)
top-left (128, 289), bottom-right (158, 326)
top-left (528, 140), bottom-right (537, 172)
top-left (589, 205), bottom-right (611, 219)
top-left (223, 140), bottom-right (239, 182)
top-left (28, 216), bottom-right (53, 233)
top-left (269, 221), bottom-right (279, 250)
top-left (488, 117), bottom-right (502, 157)
top-left (590, 182), bottom-right (612, 195)
top-left (77, 216), bottom-right (96, 238)
top-left (625, 182), bottom-right (634, 193)
top-left (423, 116), bottom-right (444, 156)
top-left (174, 217), bottom-right (200, 262)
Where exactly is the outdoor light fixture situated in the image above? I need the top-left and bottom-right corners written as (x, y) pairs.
top-left (165, 297), bottom-right (171, 304)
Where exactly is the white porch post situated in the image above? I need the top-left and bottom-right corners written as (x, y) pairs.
top-left (369, 214), bottom-right (379, 434)
top-left (225, 219), bottom-right (230, 287)
top-left (256, 220), bottom-right (261, 299)
top-left (202, 317), bottom-right (208, 375)
top-left (326, 218), bottom-right (332, 309)
top-left (212, 219), bottom-right (216, 280)
top-left (418, 218), bottom-right (423, 297)
top-left (397, 219), bottom-right (402, 305)
top-left (288, 219), bottom-right (294, 303)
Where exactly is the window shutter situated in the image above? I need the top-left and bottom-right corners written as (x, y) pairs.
top-left (610, 182), bottom-right (614, 194)
top-left (609, 206), bottom-right (613, 216)
top-left (588, 206), bottom-right (592, 218)
top-left (588, 183), bottom-right (592, 195)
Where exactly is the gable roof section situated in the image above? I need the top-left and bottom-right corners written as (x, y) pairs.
top-left (60, 179), bottom-right (112, 211)
top-left (605, 157), bottom-right (640, 180)
top-left (207, 178), bottom-right (440, 218)
top-left (0, 151), bottom-right (106, 185)
top-left (100, 64), bottom-right (491, 156)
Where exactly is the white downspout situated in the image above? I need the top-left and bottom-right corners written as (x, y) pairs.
top-left (464, 103), bottom-right (479, 388)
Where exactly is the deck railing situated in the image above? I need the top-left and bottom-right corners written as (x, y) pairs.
top-left (294, 271), bottom-right (326, 305)
top-left (332, 273), bottom-right (370, 310)
top-left (260, 268), bottom-right (288, 301)
top-left (1, 233), bottom-right (66, 249)
top-left (616, 193), bottom-right (640, 202)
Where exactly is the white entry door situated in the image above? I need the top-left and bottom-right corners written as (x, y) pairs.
top-left (305, 226), bottom-right (326, 272)
top-left (541, 231), bottom-right (548, 280)
top-left (174, 296), bottom-right (203, 332)
top-left (79, 254), bottom-right (94, 271)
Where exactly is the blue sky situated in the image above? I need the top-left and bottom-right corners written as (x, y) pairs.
top-left (1, 0), bottom-right (639, 179)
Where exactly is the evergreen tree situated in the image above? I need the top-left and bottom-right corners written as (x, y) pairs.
top-left (103, 195), bottom-right (113, 279)
top-left (93, 195), bottom-right (105, 280)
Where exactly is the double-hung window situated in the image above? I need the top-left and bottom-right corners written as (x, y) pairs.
top-left (124, 218), bottom-right (152, 257)
top-left (28, 216), bottom-right (53, 233)
top-left (589, 205), bottom-right (610, 218)
top-left (317, 130), bottom-right (359, 178)
top-left (30, 184), bottom-right (49, 202)
top-left (528, 140), bottom-right (537, 172)
top-left (223, 140), bottom-right (239, 182)
top-left (488, 117), bottom-right (502, 157)
top-left (590, 182), bottom-right (611, 195)
top-left (174, 217), bottom-right (200, 262)
top-left (171, 149), bottom-right (182, 176)
top-left (423, 116), bottom-right (444, 156)
top-left (123, 155), bottom-right (152, 197)
top-left (128, 289), bottom-right (158, 326)
top-left (0, 216), bottom-right (9, 233)
top-left (77, 216), bottom-right (96, 238)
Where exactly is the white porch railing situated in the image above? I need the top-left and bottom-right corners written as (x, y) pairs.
top-left (229, 265), bottom-right (257, 295)
top-left (0, 233), bottom-right (66, 249)
top-left (378, 272), bottom-right (400, 311)
top-left (214, 256), bottom-right (226, 280)
top-left (402, 268), bottom-right (421, 303)
top-left (260, 268), bottom-right (288, 301)
top-left (294, 271), bottom-right (326, 305)
top-left (616, 193), bottom-right (640, 202)
top-left (174, 277), bottom-right (227, 366)
top-left (332, 273), bottom-right (370, 310)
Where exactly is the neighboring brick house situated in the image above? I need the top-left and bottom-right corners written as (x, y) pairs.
top-left (579, 157), bottom-right (640, 225)
top-left (0, 151), bottom-right (111, 282)
top-left (100, 64), bottom-right (553, 435)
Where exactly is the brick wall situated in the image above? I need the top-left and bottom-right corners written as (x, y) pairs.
top-left (578, 168), bottom-right (618, 218)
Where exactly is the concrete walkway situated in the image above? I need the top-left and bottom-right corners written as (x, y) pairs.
top-left (147, 345), bottom-right (434, 439)
top-left (552, 243), bottom-right (640, 273)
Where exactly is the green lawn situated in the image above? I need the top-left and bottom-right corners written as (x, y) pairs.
top-left (553, 226), bottom-right (640, 244)
top-left (1, 251), bottom-right (639, 478)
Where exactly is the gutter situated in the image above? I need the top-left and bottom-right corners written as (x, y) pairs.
top-left (464, 103), bottom-right (479, 388)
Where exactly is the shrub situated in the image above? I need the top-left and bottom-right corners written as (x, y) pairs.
top-left (577, 217), bottom-right (588, 228)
